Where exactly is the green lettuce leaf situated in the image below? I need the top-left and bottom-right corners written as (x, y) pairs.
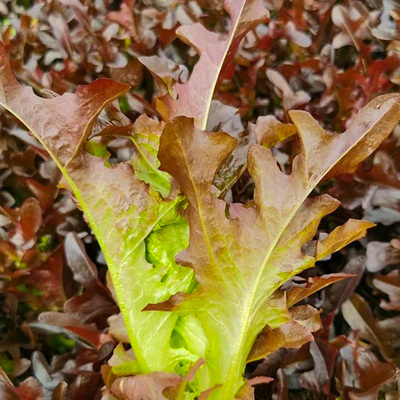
top-left (0, 42), bottom-right (197, 376)
top-left (3, 34), bottom-right (400, 399)
top-left (147, 95), bottom-right (400, 398)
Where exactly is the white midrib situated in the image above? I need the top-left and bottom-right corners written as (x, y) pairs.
top-left (200, 1), bottom-right (247, 131)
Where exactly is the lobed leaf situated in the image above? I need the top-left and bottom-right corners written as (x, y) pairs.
top-left (247, 305), bottom-right (321, 362)
top-left (286, 273), bottom-right (352, 307)
top-left (0, 42), bottom-right (197, 376)
top-left (249, 116), bottom-right (297, 148)
top-left (145, 0), bottom-right (269, 129)
top-left (148, 93), bottom-right (400, 398)
top-left (2, 16), bottom-right (400, 395)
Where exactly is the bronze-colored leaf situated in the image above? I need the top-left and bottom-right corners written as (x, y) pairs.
top-left (342, 293), bottom-right (400, 362)
top-left (286, 273), bottom-right (353, 307)
top-left (147, 92), bottom-right (400, 396)
top-left (155, 0), bottom-right (269, 129)
top-left (249, 116), bottom-right (297, 148)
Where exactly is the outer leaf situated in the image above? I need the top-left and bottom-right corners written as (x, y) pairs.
top-left (128, 115), bottom-right (171, 198)
top-left (0, 369), bottom-right (45, 400)
top-left (19, 198), bottom-right (42, 240)
top-left (298, 340), bottom-right (338, 394)
top-left (107, 313), bottom-right (130, 343)
top-left (90, 115), bottom-right (171, 197)
top-left (286, 273), bottom-right (352, 307)
top-left (315, 219), bottom-right (374, 261)
top-left (111, 359), bottom-right (204, 400)
top-left (247, 305), bottom-right (321, 362)
top-left (153, 0), bottom-right (269, 129)
top-left (150, 94), bottom-right (400, 399)
top-left (366, 241), bottom-right (400, 272)
top-left (249, 116), bottom-right (297, 148)
top-left (111, 372), bottom-right (181, 400)
top-left (0, 43), bottom-right (197, 375)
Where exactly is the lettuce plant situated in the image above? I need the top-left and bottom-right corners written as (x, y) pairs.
top-left (1, 1), bottom-right (400, 398)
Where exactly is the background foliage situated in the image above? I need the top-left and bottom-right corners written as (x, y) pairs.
top-left (0, 0), bottom-right (400, 399)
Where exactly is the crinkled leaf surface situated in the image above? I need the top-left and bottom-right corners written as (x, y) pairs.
top-left (128, 116), bottom-right (172, 198)
top-left (2, 23), bottom-right (400, 398)
top-left (0, 42), bottom-right (197, 376)
top-left (90, 115), bottom-right (171, 197)
top-left (149, 93), bottom-right (400, 398)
